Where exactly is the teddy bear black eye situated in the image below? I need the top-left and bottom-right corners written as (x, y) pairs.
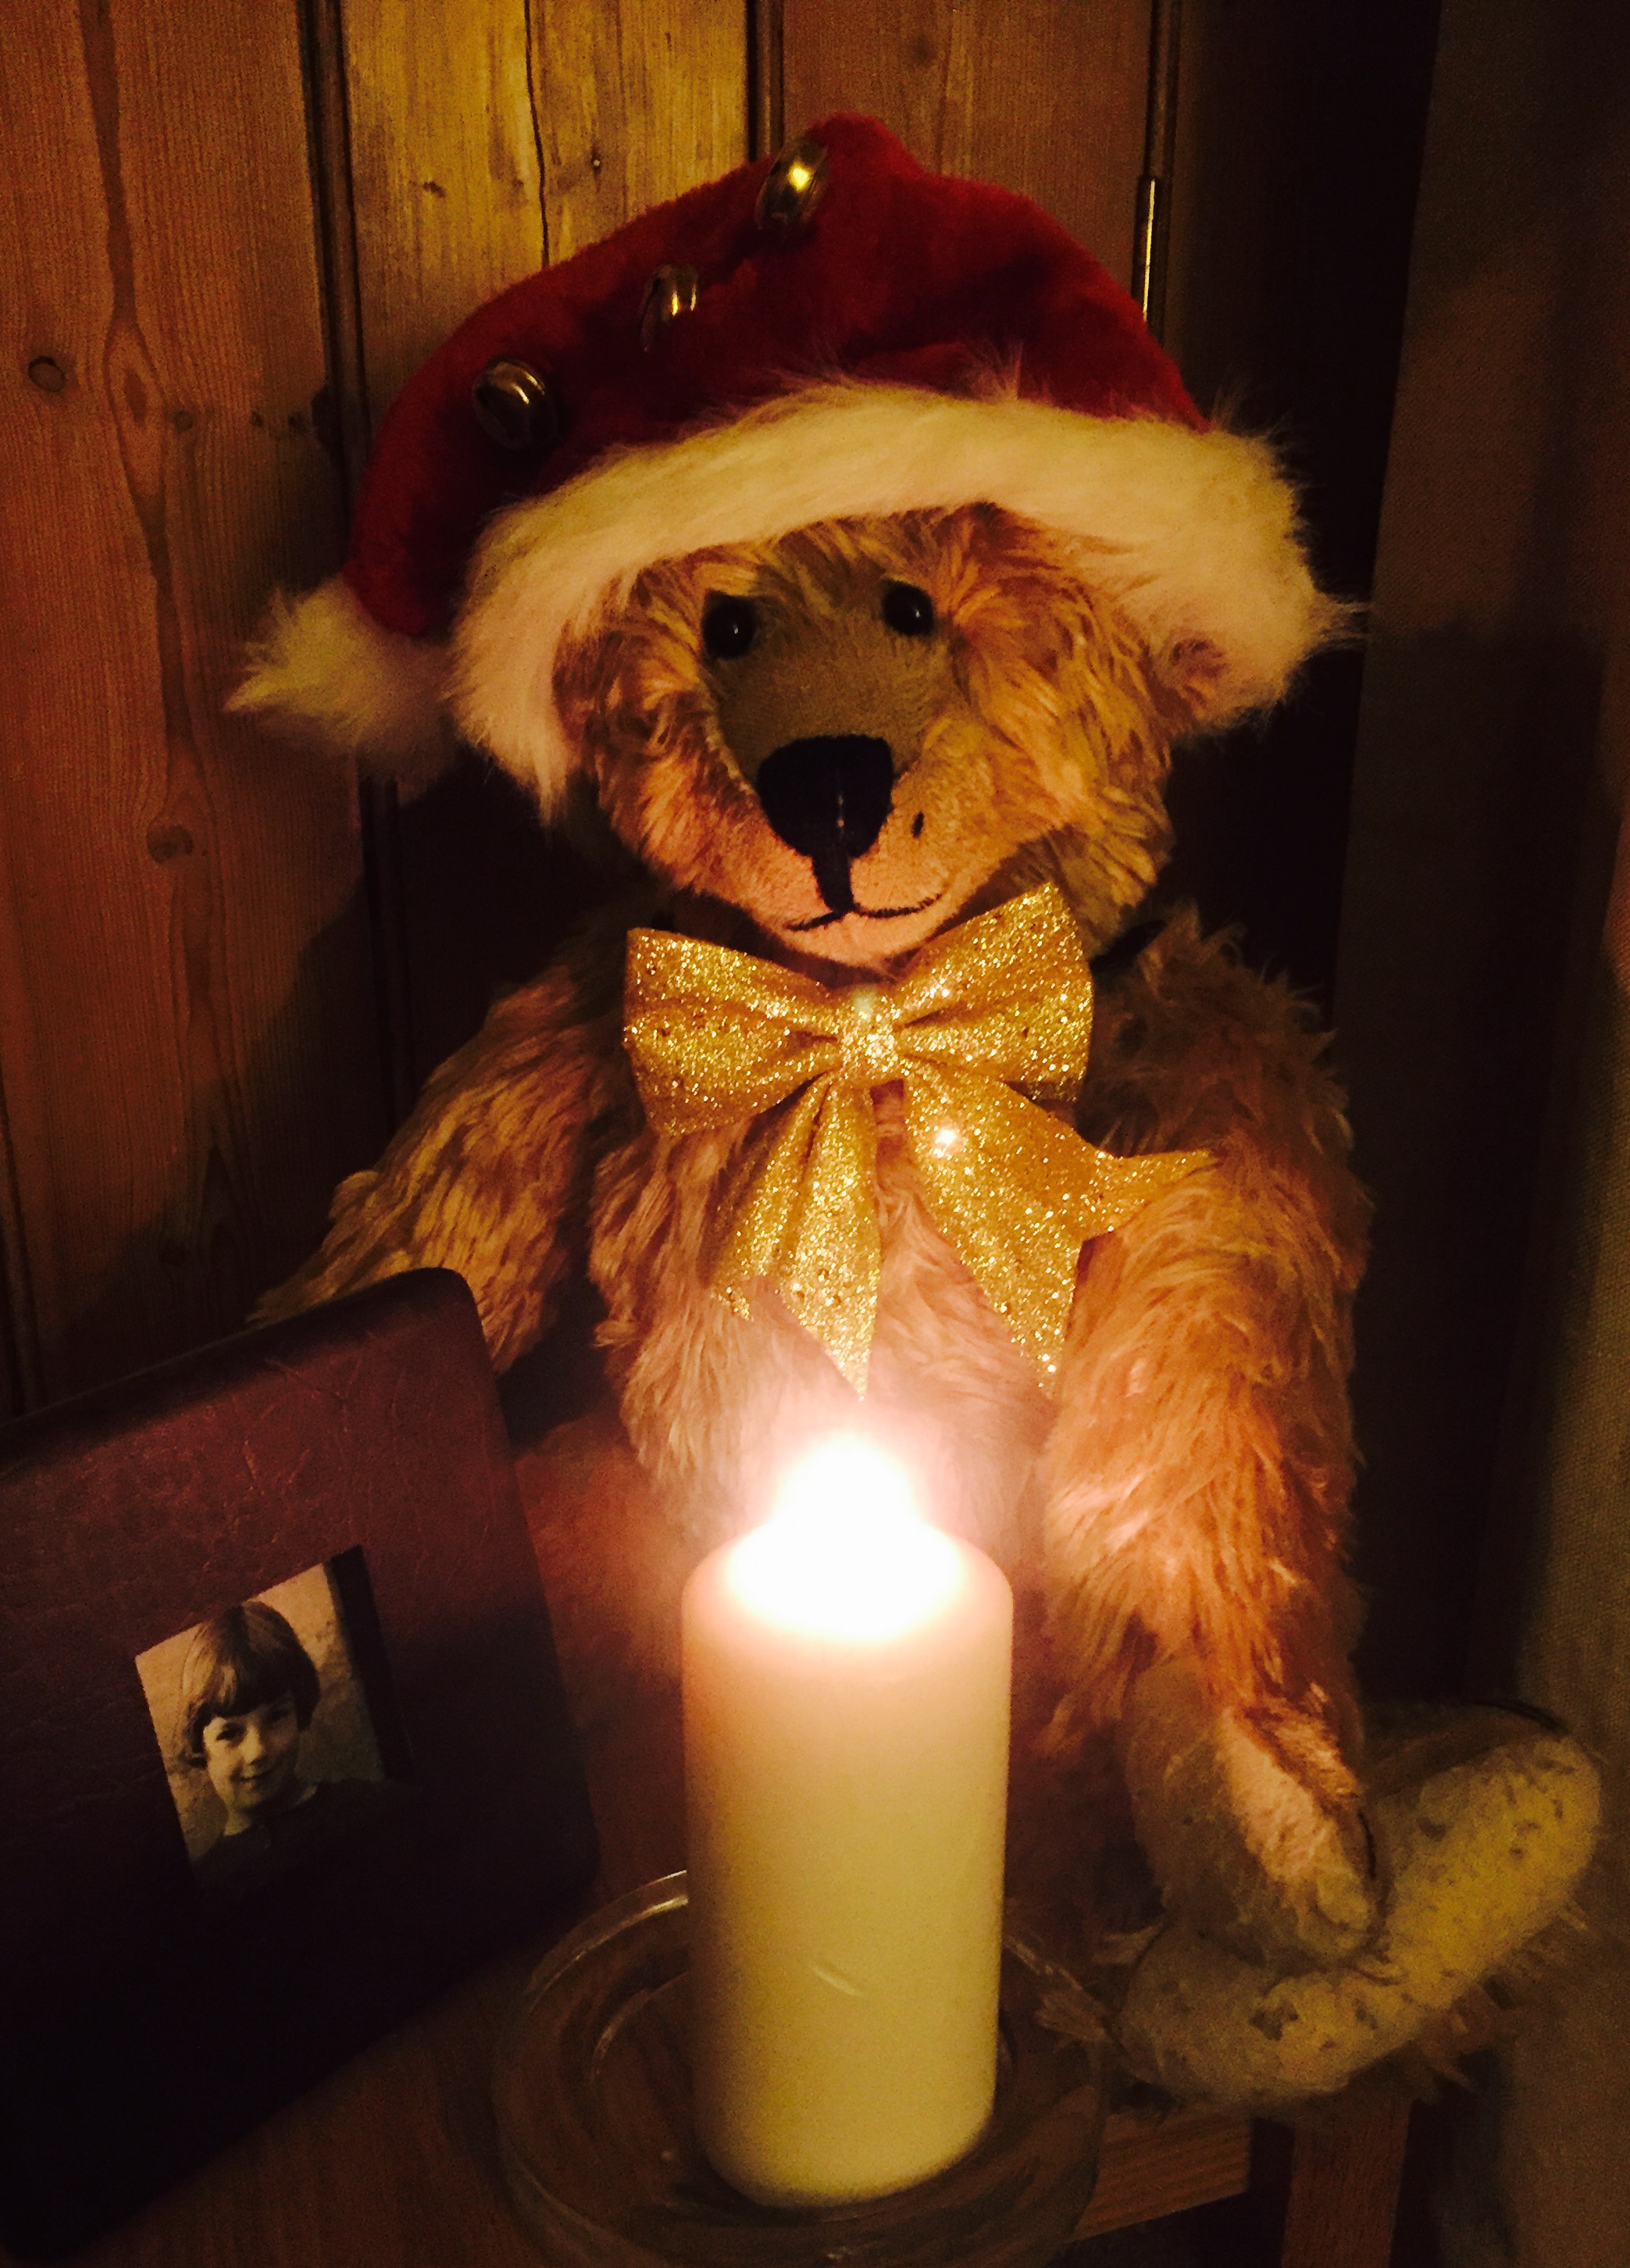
top-left (701, 596), bottom-right (758, 660)
top-left (882, 581), bottom-right (935, 638)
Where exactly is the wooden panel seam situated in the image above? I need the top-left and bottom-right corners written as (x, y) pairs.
top-left (0, 1060), bottom-right (45, 1414)
top-left (751, 0), bottom-right (786, 159)
top-left (518, 0), bottom-right (554, 268)
top-left (1136, 0), bottom-right (1184, 335)
top-left (300, 0), bottom-right (417, 1123)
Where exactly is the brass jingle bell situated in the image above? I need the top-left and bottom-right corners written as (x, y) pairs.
top-left (640, 265), bottom-right (701, 354)
top-left (754, 134), bottom-right (829, 236)
top-left (471, 358), bottom-right (561, 452)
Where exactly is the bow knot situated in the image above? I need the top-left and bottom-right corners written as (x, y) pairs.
top-left (836, 987), bottom-right (904, 1089)
top-left (623, 886), bottom-right (1205, 1393)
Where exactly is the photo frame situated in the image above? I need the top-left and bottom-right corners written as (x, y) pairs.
top-left (0, 1271), bottom-right (597, 2259)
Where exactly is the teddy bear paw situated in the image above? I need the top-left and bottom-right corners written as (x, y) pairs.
top-left (1117, 1708), bottom-right (1601, 2110)
top-left (1122, 1659), bottom-right (1379, 1974)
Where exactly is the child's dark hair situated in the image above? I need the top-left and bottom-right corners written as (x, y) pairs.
top-left (177, 1602), bottom-right (321, 1767)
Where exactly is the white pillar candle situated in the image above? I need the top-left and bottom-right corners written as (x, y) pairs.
top-left (683, 1437), bottom-right (1013, 2208)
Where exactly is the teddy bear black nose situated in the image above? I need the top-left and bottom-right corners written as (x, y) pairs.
top-left (754, 735), bottom-right (894, 915)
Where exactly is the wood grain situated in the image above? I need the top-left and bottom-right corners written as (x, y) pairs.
top-left (339, 0), bottom-right (547, 431)
top-left (336, 0), bottom-right (749, 432)
top-left (1077, 2103), bottom-right (1253, 2236)
top-left (0, 982), bottom-right (43, 1419)
top-left (533, 0), bottom-right (748, 262)
top-left (781, 0), bottom-right (1154, 283)
top-left (0, 0), bottom-right (386, 1406)
top-left (1280, 2092), bottom-right (1412, 2268)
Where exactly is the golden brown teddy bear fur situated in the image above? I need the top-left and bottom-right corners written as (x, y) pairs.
top-left (260, 504), bottom-right (1374, 1972)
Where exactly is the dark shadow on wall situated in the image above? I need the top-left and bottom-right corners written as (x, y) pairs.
top-left (32, 754), bottom-right (622, 1420)
top-left (389, 758), bottom-right (625, 1093)
top-left (1163, 645), bottom-right (1368, 1003)
top-left (1332, 626), bottom-right (1608, 1702)
top-left (40, 884), bottom-right (389, 1406)
top-left (1161, 0), bottom-right (1443, 1009)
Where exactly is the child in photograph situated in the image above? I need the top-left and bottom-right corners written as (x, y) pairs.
top-left (177, 1600), bottom-right (387, 1899)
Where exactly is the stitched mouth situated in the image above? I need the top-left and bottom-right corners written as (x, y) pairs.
top-left (788, 891), bottom-right (943, 933)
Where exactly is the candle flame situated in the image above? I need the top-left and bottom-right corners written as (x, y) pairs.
top-left (727, 1438), bottom-right (964, 1641)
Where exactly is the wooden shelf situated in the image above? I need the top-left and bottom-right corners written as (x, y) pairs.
top-left (1079, 2103), bottom-right (1254, 2238)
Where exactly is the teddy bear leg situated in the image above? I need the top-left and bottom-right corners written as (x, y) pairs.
top-left (1118, 1706), bottom-right (1601, 2109)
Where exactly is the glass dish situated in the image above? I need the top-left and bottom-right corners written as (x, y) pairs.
top-left (494, 1871), bottom-right (1107, 2268)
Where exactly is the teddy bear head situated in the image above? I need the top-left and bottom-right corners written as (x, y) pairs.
top-left (553, 503), bottom-right (1221, 970)
top-left (232, 119), bottom-right (1335, 947)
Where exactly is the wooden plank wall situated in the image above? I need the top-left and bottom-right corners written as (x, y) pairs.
top-left (2, 2), bottom-right (1435, 1427)
top-left (778, 0), bottom-right (1153, 281)
top-left (0, 0), bottom-right (383, 1417)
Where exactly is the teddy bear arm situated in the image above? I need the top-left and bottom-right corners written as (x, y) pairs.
top-left (255, 952), bottom-right (632, 1371)
top-left (1054, 919), bottom-right (1367, 1688)
top-left (1045, 1169), bottom-right (1361, 1700)
top-left (1043, 1165), bottom-right (1375, 1967)
top-left (1043, 918), bottom-right (1375, 1963)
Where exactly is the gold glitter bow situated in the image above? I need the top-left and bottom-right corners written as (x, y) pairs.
top-left (623, 886), bottom-right (1206, 1394)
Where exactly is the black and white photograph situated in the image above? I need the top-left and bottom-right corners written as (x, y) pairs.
top-left (136, 1559), bottom-right (402, 1902)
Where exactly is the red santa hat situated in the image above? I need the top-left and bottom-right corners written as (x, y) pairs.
top-left (234, 114), bottom-right (1334, 808)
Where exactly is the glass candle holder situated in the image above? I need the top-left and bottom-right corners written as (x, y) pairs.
top-left (494, 1873), bottom-right (1107, 2268)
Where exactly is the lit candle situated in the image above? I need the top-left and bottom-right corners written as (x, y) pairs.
top-left (683, 1438), bottom-right (1013, 2207)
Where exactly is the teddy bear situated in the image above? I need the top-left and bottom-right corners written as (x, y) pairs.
top-left (235, 116), bottom-right (1598, 2107)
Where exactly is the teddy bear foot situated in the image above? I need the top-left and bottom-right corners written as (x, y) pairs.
top-left (1122, 1658), bottom-right (1379, 1974)
top-left (1115, 1706), bottom-right (1600, 2112)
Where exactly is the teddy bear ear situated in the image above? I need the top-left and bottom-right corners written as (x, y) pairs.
top-left (1160, 636), bottom-right (1234, 729)
top-left (1154, 579), bottom-right (1355, 734)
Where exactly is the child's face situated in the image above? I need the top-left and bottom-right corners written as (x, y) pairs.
top-left (199, 1693), bottom-right (303, 1824)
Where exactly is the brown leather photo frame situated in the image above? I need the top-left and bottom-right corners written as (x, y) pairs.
top-left (0, 1271), bottom-right (597, 2259)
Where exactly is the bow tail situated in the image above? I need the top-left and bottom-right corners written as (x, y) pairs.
top-left (710, 1082), bottom-right (882, 1395)
top-left (907, 1068), bottom-right (1207, 1381)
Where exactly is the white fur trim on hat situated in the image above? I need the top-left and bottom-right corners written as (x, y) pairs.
top-left (451, 383), bottom-right (1339, 814)
top-left (230, 576), bottom-right (456, 785)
